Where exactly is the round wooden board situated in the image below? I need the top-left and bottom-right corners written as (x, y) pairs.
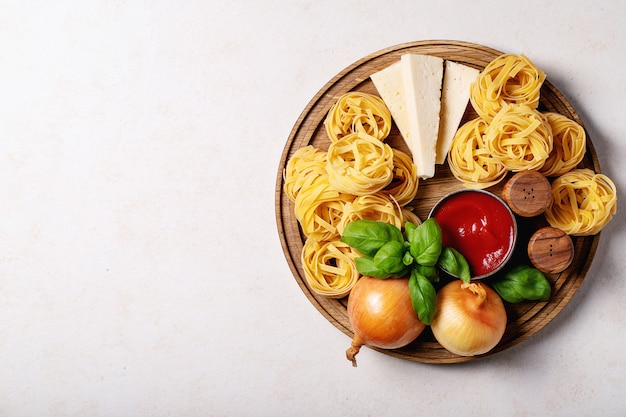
top-left (275, 40), bottom-right (601, 364)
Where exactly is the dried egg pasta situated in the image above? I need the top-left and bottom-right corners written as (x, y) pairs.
top-left (324, 91), bottom-right (392, 142)
top-left (283, 145), bottom-right (327, 202)
top-left (326, 132), bottom-right (394, 195)
top-left (448, 117), bottom-right (507, 188)
top-left (337, 194), bottom-right (404, 237)
top-left (539, 112), bottom-right (587, 177)
top-left (301, 238), bottom-right (359, 298)
top-left (545, 168), bottom-right (617, 236)
top-left (401, 208), bottom-right (422, 227)
top-left (484, 104), bottom-right (553, 171)
top-left (470, 54), bottom-right (546, 121)
top-left (294, 177), bottom-right (355, 242)
top-left (382, 148), bottom-right (419, 206)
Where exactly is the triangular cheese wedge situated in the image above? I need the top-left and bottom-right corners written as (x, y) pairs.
top-left (436, 61), bottom-right (480, 164)
top-left (370, 62), bottom-right (411, 145)
top-left (401, 54), bottom-right (444, 179)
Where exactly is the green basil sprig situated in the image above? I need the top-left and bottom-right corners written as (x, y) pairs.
top-left (341, 220), bottom-right (404, 257)
top-left (438, 247), bottom-right (471, 283)
top-left (408, 269), bottom-right (437, 325)
top-left (490, 264), bottom-right (551, 303)
top-left (374, 240), bottom-right (409, 275)
top-left (407, 218), bottom-right (442, 267)
top-left (341, 218), bottom-right (471, 325)
top-left (413, 263), bottom-right (439, 283)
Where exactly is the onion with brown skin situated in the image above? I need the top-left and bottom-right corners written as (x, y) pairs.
top-left (430, 280), bottom-right (507, 356)
top-left (346, 276), bottom-right (426, 366)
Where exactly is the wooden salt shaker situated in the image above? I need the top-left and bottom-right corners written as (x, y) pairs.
top-left (527, 226), bottom-right (575, 274)
top-left (501, 171), bottom-right (552, 217)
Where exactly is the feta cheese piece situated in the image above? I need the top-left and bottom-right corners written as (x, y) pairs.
top-left (370, 61), bottom-right (410, 144)
top-left (401, 54), bottom-right (444, 179)
top-left (436, 61), bottom-right (480, 164)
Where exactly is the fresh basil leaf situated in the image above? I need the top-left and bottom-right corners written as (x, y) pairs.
top-left (354, 256), bottom-right (391, 279)
top-left (402, 250), bottom-right (414, 266)
top-left (408, 218), bottom-right (443, 267)
top-left (438, 246), bottom-right (471, 283)
top-left (374, 240), bottom-right (407, 275)
top-left (413, 263), bottom-right (439, 283)
top-left (387, 222), bottom-right (405, 243)
top-left (389, 267), bottom-right (410, 279)
top-left (341, 220), bottom-right (403, 257)
top-left (404, 221), bottom-right (417, 243)
top-left (491, 265), bottom-right (551, 303)
top-left (408, 269), bottom-right (437, 325)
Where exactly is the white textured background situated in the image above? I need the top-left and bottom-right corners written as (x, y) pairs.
top-left (1, 1), bottom-right (624, 416)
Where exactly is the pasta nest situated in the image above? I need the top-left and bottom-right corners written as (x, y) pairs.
top-left (545, 168), bottom-right (617, 236)
top-left (401, 208), bottom-right (422, 227)
top-left (470, 53), bottom-right (546, 121)
top-left (301, 238), bottom-right (359, 299)
top-left (484, 104), bottom-right (553, 171)
top-left (336, 194), bottom-right (404, 237)
top-left (283, 145), bottom-right (328, 202)
top-left (448, 117), bottom-right (508, 189)
top-left (324, 91), bottom-right (392, 142)
top-left (326, 132), bottom-right (395, 195)
top-left (381, 148), bottom-right (419, 206)
top-left (539, 112), bottom-right (587, 177)
top-left (293, 175), bottom-right (355, 242)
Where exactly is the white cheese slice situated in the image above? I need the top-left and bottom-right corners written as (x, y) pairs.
top-left (370, 62), bottom-right (410, 145)
top-left (401, 54), bottom-right (444, 179)
top-left (436, 61), bottom-right (480, 164)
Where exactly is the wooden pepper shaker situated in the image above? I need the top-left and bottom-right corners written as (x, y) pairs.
top-left (527, 226), bottom-right (574, 274)
top-left (502, 171), bottom-right (552, 217)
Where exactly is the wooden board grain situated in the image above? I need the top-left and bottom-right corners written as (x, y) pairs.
top-left (275, 40), bottom-right (601, 364)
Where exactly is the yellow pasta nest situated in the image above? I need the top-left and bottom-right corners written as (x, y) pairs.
top-left (294, 176), bottom-right (355, 242)
top-left (401, 208), bottom-right (422, 227)
top-left (545, 168), bottom-right (617, 236)
top-left (539, 112), bottom-right (587, 177)
top-left (324, 91), bottom-right (392, 142)
top-left (326, 132), bottom-right (394, 195)
top-left (484, 104), bottom-right (553, 171)
top-left (283, 145), bottom-right (328, 202)
top-left (382, 148), bottom-right (419, 206)
top-left (470, 54), bottom-right (546, 121)
top-left (301, 238), bottom-right (359, 298)
top-left (448, 117), bottom-right (508, 189)
top-left (336, 194), bottom-right (404, 236)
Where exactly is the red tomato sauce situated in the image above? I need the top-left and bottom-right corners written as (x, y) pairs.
top-left (431, 191), bottom-right (516, 277)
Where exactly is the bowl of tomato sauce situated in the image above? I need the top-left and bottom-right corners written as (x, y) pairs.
top-left (429, 189), bottom-right (518, 280)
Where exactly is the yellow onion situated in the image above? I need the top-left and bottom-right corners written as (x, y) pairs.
top-left (346, 276), bottom-right (426, 366)
top-left (431, 280), bottom-right (507, 356)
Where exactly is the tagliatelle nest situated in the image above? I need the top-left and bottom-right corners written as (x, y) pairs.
top-left (544, 168), bottom-right (617, 236)
top-left (283, 145), bottom-right (328, 202)
top-left (336, 193), bottom-right (404, 237)
top-left (539, 112), bottom-right (587, 177)
top-left (448, 117), bottom-right (507, 189)
top-left (470, 53), bottom-right (546, 121)
top-left (382, 148), bottom-right (419, 206)
top-left (484, 104), bottom-right (553, 172)
top-left (293, 176), bottom-right (355, 242)
top-left (401, 208), bottom-right (422, 227)
top-left (301, 238), bottom-right (360, 299)
top-left (324, 91), bottom-right (392, 142)
top-left (325, 132), bottom-right (395, 195)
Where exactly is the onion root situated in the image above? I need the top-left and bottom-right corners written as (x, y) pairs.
top-left (346, 334), bottom-right (364, 367)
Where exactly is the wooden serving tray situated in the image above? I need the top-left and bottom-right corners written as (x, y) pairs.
top-left (275, 40), bottom-right (601, 364)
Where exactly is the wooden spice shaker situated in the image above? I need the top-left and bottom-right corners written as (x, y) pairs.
top-left (527, 226), bottom-right (575, 274)
top-left (501, 171), bottom-right (552, 217)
